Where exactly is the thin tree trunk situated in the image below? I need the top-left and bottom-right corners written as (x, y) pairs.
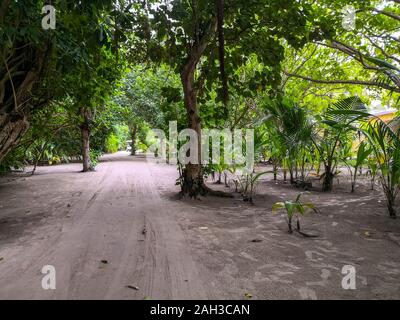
top-left (32, 142), bottom-right (48, 175)
top-left (289, 168), bottom-right (294, 185)
top-left (80, 107), bottom-right (93, 172)
top-left (322, 165), bottom-right (334, 192)
top-left (216, 172), bottom-right (222, 184)
top-left (81, 125), bottom-right (91, 172)
top-left (288, 216), bottom-right (293, 234)
top-left (130, 125), bottom-right (137, 156)
top-left (387, 192), bottom-right (397, 218)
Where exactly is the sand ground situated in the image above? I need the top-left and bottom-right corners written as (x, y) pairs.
top-left (0, 152), bottom-right (399, 299)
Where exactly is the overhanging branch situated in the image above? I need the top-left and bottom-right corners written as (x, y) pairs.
top-left (283, 71), bottom-right (400, 93)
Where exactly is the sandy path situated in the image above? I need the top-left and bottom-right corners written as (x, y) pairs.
top-left (0, 152), bottom-right (212, 299)
top-left (1, 152), bottom-right (400, 300)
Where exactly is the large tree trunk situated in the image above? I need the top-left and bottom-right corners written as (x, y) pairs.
top-left (80, 108), bottom-right (93, 172)
top-left (0, 41), bottom-right (50, 163)
top-left (0, 112), bottom-right (29, 161)
top-left (180, 59), bottom-right (207, 197)
top-left (178, 19), bottom-right (229, 198)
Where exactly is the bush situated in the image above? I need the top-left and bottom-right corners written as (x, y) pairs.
top-left (90, 149), bottom-right (102, 169)
top-left (105, 133), bottom-right (119, 153)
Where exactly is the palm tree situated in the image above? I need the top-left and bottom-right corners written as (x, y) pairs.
top-left (328, 101), bottom-right (400, 218)
top-left (314, 97), bottom-right (367, 192)
top-left (362, 118), bottom-right (400, 218)
top-left (264, 98), bottom-right (313, 185)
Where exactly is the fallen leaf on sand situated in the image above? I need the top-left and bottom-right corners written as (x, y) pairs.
top-left (125, 285), bottom-right (139, 291)
top-left (244, 293), bottom-right (252, 299)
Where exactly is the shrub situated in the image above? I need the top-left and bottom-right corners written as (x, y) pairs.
top-left (105, 133), bottom-right (119, 154)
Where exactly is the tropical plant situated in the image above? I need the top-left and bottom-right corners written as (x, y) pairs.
top-left (314, 96), bottom-right (367, 191)
top-left (264, 98), bottom-right (314, 185)
top-left (362, 118), bottom-right (400, 218)
top-left (328, 108), bottom-right (400, 218)
top-left (237, 169), bottom-right (270, 204)
top-left (343, 141), bottom-right (372, 193)
top-left (272, 193), bottom-right (318, 235)
top-left (367, 157), bottom-right (379, 190)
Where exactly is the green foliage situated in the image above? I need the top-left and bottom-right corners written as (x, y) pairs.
top-left (362, 117), bottom-right (400, 218)
top-left (344, 141), bottom-right (372, 192)
top-left (329, 109), bottom-right (400, 217)
top-left (314, 96), bottom-right (367, 191)
top-left (263, 97), bottom-right (314, 184)
top-left (90, 149), bottom-right (102, 170)
top-left (105, 133), bottom-right (119, 154)
top-left (272, 193), bottom-right (317, 234)
top-left (236, 169), bottom-right (271, 204)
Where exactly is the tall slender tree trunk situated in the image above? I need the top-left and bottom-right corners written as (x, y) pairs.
top-left (130, 125), bottom-right (137, 156)
top-left (180, 65), bottom-right (205, 196)
top-left (178, 19), bottom-right (228, 198)
top-left (289, 168), bottom-right (294, 185)
top-left (80, 107), bottom-right (93, 172)
top-left (179, 41), bottom-right (208, 197)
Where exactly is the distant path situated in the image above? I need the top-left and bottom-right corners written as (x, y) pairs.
top-left (0, 152), bottom-right (213, 299)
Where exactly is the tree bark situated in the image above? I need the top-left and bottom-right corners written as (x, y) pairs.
top-left (81, 125), bottom-right (91, 172)
top-left (322, 165), bottom-right (334, 192)
top-left (178, 19), bottom-right (231, 198)
top-left (387, 192), bottom-right (397, 219)
top-left (0, 112), bottom-right (29, 161)
top-left (0, 44), bottom-right (50, 163)
top-left (179, 40), bottom-right (209, 197)
top-left (216, 0), bottom-right (228, 110)
top-left (130, 125), bottom-right (137, 156)
top-left (80, 107), bottom-right (93, 172)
